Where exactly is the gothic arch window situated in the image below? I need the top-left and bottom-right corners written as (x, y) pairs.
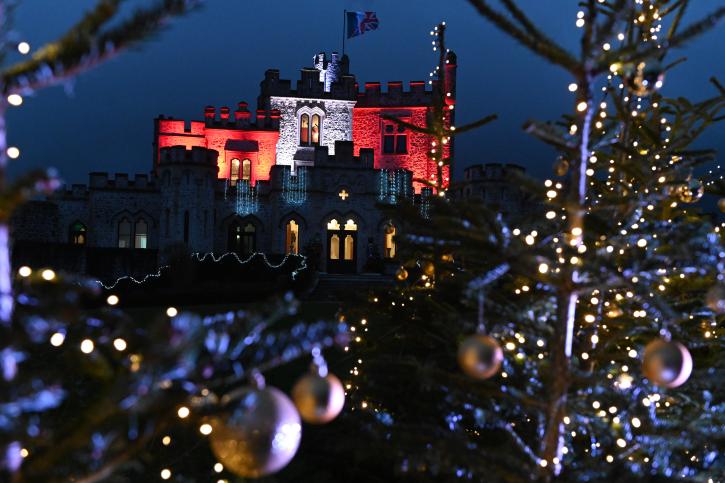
top-left (344, 234), bottom-right (354, 260)
top-left (311, 114), bottom-right (321, 145)
top-left (135, 220), bottom-right (148, 249)
top-left (118, 219), bottom-right (132, 248)
top-left (300, 114), bottom-right (310, 145)
top-left (242, 223), bottom-right (256, 254)
top-left (299, 110), bottom-right (323, 147)
top-left (286, 220), bottom-right (299, 255)
top-left (70, 222), bottom-right (87, 245)
top-left (384, 223), bottom-right (396, 258)
top-left (230, 158), bottom-right (240, 185)
top-left (242, 159), bottom-right (251, 181)
top-left (329, 234), bottom-right (340, 260)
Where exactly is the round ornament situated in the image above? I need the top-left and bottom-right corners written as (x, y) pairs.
top-left (292, 372), bottom-right (345, 424)
top-left (209, 386), bottom-right (302, 478)
top-left (458, 334), bottom-right (503, 380)
top-left (705, 284), bottom-right (725, 314)
top-left (554, 158), bottom-right (569, 177)
top-left (396, 267), bottom-right (408, 281)
top-left (421, 261), bottom-right (435, 278)
top-left (718, 198), bottom-right (725, 213)
top-left (642, 339), bottom-right (693, 388)
top-left (623, 60), bottom-right (664, 97)
top-left (676, 178), bottom-right (704, 203)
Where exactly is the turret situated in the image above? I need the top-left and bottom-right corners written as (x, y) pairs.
top-left (157, 146), bottom-right (218, 254)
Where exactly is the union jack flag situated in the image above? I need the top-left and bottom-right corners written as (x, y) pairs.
top-left (347, 11), bottom-right (380, 38)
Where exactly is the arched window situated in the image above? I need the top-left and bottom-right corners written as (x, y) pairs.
top-left (228, 222), bottom-right (242, 252)
top-left (384, 223), bottom-right (396, 258)
top-left (230, 158), bottom-right (240, 186)
top-left (344, 234), bottom-right (354, 260)
top-left (311, 114), bottom-right (320, 145)
top-left (242, 159), bottom-right (251, 181)
top-left (242, 223), bottom-right (256, 254)
top-left (300, 114), bottom-right (310, 145)
top-left (70, 222), bottom-right (87, 245)
top-left (118, 219), bottom-right (132, 248)
top-left (327, 219), bottom-right (341, 231)
top-left (329, 234), bottom-right (340, 260)
top-left (344, 219), bottom-right (357, 231)
top-left (135, 220), bottom-right (148, 249)
top-left (286, 220), bottom-right (299, 255)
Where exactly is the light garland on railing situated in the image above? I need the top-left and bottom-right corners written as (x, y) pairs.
top-left (97, 251), bottom-right (308, 290)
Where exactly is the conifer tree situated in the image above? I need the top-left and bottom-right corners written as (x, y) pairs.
top-left (344, 2), bottom-right (724, 481)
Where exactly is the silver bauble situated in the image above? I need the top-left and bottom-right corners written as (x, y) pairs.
top-left (642, 339), bottom-right (693, 388)
top-left (292, 373), bottom-right (345, 424)
top-left (209, 386), bottom-right (301, 478)
top-left (458, 334), bottom-right (503, 380)
top-left (706, 284), bottom-right (725, 314)
top-left (623, 60), bottom-right (664, 96)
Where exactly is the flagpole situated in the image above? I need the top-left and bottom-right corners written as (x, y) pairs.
top-left (342, 10), bottom-right (346, 56)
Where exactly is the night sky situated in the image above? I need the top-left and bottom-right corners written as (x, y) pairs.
top-left (7, 0), bottom-right (724, 184)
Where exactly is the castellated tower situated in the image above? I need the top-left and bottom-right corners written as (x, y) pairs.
top-left (157, 146), bottom-right (217, 254)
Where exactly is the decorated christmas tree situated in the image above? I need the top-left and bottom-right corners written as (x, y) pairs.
top-left (343, 2), bottom-right (724, 481)
top-left (1, 3), bottom-right (350, 481)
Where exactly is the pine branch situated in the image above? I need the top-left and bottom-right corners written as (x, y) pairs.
top-left (1, 0), bottom-right (203, 95)
top-left (466, 0), bottom-right (580, 73)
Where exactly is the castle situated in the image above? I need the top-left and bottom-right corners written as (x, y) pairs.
top-left (12, 51), bottom-right (526, 279)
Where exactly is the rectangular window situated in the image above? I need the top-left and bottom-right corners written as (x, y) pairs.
top-left (382, 121), bottom-right (407, 154)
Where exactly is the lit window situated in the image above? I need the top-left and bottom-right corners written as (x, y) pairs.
top-left (118, 219), bottom-right (132, 248)
top-left (330, 234), bottom-right (340, 259)
top-left (135, 220), bottom-right (148, 249)
top-left (384, 224), bottom-right (396, 258)
top-left (382, 121), bottom-right (407, 154)
top-left (242, 159), bottom-right (251, 181)
top-left (327, 219), bottom-right (341, 230)
top-left (286, 220), bottom-right (299, 254)
top-left (311, 114), bottom-right (320, 145)
top-left (344, 219), bottom-right (358, 231)
top-left (344, 234), bottom-right (354, 260)
top-left (230, 158), bottom-right (240, 185)
top-left (300, 114), bottom-right (310, 145)
top-left (70, 222), bottom-right (87, 245)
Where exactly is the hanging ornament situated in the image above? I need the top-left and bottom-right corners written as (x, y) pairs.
top-left (209, 374), bottom-right (301, 478)
top-left (642, 339), bottom-right (693, 388)
top-left (705, 284), bottom-right (725, 314)
top-left (292, 349), bottom-right (345, 424)
top-left (718, 198), bottom-right (725, 213)
top-left (421, 260), bottom-right (435, 278)
top-left (553, 157), bottom-right (569, 177)
top-left (676, 177), bottom-right (704, 203)
top-left (458, 334), bottom-right (503, 380)
top-left (396, 267), bottom-right (409, 281)
top-left (441, 253), bottom-right (454, 263)
top-left (623, 60), bottom-right (664, 96)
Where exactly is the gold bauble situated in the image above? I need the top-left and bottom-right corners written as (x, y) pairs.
top-left (458, 334), bottom-right (503, 380)
top-left (623, 60), bottom-right (664, 96)
top-left (395, 267), bottom-right (408, 281)
top-left (209, 386), bottom-right (301, 478)
top-left (292, 373), bottom-right (345, 424)
top-left (421, 261), bottom-right (435, 277)
top-left (642, 339), bottom-right (693, 388)
top-left (676, 178), bottom-right (704, 203)
top-left (554, 158), bottom-right (569, 177)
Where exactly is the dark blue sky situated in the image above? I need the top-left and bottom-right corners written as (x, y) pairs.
top-left (7, 0), bottom-right (724, 183)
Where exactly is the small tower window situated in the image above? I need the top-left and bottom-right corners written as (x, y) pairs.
top-left (242, 223), bottom-right (256, 254)
top-left (230, 158), bottom-right (240, 186)
top-left (118, 219), bottom-right (132, 248)
top-left (382, 121), bottom-right (407, 154)
top-left (300, 114), bottom-right (310, 145)
top-left (135, 220), bottom-right (148, 249)
top-left (286, 220), bottom-right (299, 255)
top-left (242, 159), bottom-right (251, 181)
top-left (311, 114), bottom-right (321, 145)
top-left (70, 222), bottom-right (87, 245)
top-left (384, 223), bottom-right (396, 258)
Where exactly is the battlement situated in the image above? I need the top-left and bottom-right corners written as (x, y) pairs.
top-left (86, 172), bottom-right (158, 190)
top-left (312, 141), bottom-right (375, 168)
top-left (158, 146), bottom-right (219, 167)
top-left (355, 80), bottom-right (436, 107)
top-left (156, 100), bottom-right (279, 133)
top-left (258, 61), bottom-right (357, 106)
top-left (464, 163), bottom-right (526, 181)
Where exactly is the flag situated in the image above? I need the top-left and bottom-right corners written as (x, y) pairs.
top-left (346, 11), bottom-right (379, 38)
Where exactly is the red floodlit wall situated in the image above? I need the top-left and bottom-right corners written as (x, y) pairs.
top-left (352, 106), bottom-right (449, 192)
top-left (156, 119), bottom-right (278, 186)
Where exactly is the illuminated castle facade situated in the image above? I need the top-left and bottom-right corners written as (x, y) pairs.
top-left (12, 51), bottom-right (523, 278)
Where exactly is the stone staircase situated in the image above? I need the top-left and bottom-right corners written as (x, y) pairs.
top-left (305, 272), bottom-right (393, 301)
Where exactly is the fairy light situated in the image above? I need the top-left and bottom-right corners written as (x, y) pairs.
top-left (50, 332), bottom-right (65, 347)
top-left (161, 469), bottom-right (171, 480)
top-left (199, 423), bottom-right (213, 435)
top-left (6, 147), bottom-right (20, 159)
top-left (80, 339), bottom-right (94, 354)
top-left (18, 266), bottom-right (31, 277)
top-left (214, 463), bottom-right (224, 473)
top-left (106, 294), bottom-right (119, 306)
top-left (7, 94), bottom-right (23, 106)
top-left (113, 338), bottom-right (127, 351)
top-left (17, 42), bottom-right (30, 54)
top-left (166, 306), bottom-right (178, 317)
top-left (177, 406), bottom-right (190, 419)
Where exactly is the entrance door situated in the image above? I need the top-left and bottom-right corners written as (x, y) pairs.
top-left (326, 218), bottom-right (357, 273)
